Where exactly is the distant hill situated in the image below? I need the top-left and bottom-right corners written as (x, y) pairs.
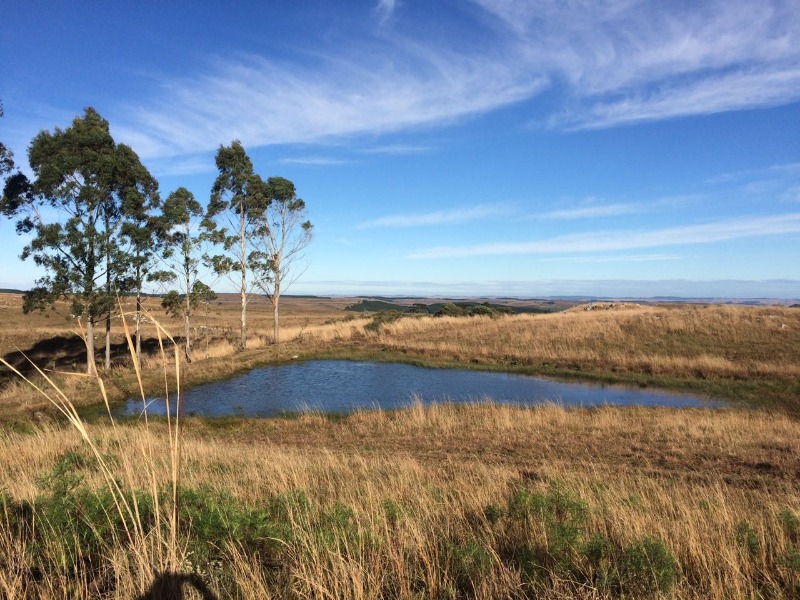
top-left (344, 299), bottom-right (563, 316)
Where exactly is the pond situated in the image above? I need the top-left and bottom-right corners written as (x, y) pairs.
top-left (113, 360), bottom-right (724, 418)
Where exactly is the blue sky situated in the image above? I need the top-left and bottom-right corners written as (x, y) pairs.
top-left (2, 0), bottom-right (799, 299)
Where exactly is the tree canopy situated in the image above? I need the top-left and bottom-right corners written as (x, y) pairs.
top-left (205, 140), bottom-right (269, 350)
top-left (0, 107), bottom-right (157, 373)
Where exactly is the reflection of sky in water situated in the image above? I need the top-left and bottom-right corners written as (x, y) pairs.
top-left (116, 360), bottom-right (725, 418)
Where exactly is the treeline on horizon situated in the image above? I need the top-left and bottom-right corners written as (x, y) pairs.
top-left (0, 106), bottom-right (312, 374)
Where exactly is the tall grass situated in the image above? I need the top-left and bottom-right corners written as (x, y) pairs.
top-left (293, 304), bottom-right (800, 408)
top-left (2, 400), bottom-right (800, 598)
top-left (0, 301), bottom-right (189, 598)
top-left (2, 301), bottom-right (800, 597)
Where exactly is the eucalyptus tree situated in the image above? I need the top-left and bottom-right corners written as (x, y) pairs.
top-left (157, 187), bottom-right (214, 362)
top-left (205, 141), bottom-right (269, 350)
top-left (250, 177), bottom-right (312, 345)
top-left (0, 108), bottom-right (153, 374)
top-left (117, 147), bottom-right (162, 361)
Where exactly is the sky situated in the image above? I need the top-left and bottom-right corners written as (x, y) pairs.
top-left (1, 0), bottom-right (799, 299)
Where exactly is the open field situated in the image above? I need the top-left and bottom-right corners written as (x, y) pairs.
top-left (4, 293), bottom-right (798, 417)
top-left (1, 293), bottom-right (800, 597)
top-left (2, 403), bottom-right (800, 598)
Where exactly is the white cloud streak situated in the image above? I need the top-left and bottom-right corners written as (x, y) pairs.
top-left (374, 0), bottom-right (398, 25)
top-left (293, 277), bottom-right (800, 300)
top-left (361, 144), bottom-right (433, 155)
top-left (542, 253), bottom-right (682, 263)
top-left (538, 202), bottom-right (642, 220)
top-left (116, 51), bottom-right (546, 158)
top-left (357, 204), bottom-right (511, 229)
top-left (109, 0), bottom-right (800, 157)
top-left (279, 156), bottom-right (351, 166)
top-left (410, 213), bottom-right (800, 258)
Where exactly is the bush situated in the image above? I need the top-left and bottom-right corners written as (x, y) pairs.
top-left (364, 310), bottom-right (404, 331)
top-left (445, 538), bottom-right (492, 595)
top-left (617, 536), bottom-right (679, 596)
top-left (735, 520), bottom-right (760, 557)
top-left (503, 482), bottom-right (678, 596)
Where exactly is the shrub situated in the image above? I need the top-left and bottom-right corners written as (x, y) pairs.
top-left (364, 310), bottom-right (404, 331)
top-left (617, 536), bottom-right (679, 596)
top-left (509, 483), bottom-right (590, 582)
top-left (445, 538), bottom-right (492, 595)
top-left (382, 498), bottom-right (403, 526)
top-left (735, 521), bottom-right (760, 557)
top-left (779, 508), bottom-right (800, 544)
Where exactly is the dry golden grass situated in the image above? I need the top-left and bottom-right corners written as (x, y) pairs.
top-left (339, 304), bottom-right (800, 380)
top-left (2, 296), bottom-right (800, 597)
top-left (0, 300), bottom-right (187, 599)
top-left (2, 296), bottom-right (799, 416)
top-left (2, 403), bottom-right (799, 598)
top-left (292, 303), bottom-right (800, 409)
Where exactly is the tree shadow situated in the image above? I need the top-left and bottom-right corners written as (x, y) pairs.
top-left (0, 335), bottom-right (173, 387)
top-left (136, 571), bottom-right (220, 600)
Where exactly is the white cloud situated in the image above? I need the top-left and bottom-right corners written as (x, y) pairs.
top-left (538, 202), bottom-right (642, 220)
top-left (279, 156), bottom-right (351, 166)
top-left (554, 66), bottom-right (800, 130)
top-left (293, 277), bottom-right (800, 299)
top-left (361, 144), bottom-right (433, 155)
top-left (707, 161), bottom-right (800, 185)
top-left (542, 253), bottom-right (681, 263)
top-left (143, 155), bottom-right (215, 177)
top-left (357, 203), bottom-right (512, 229)
top-left (374, 0), bottom-right (398, 25)
top-left (410, 213), bottom-right (800, 258)
top-left (106, 0), bottom-right (800, 157)
top-left (116, 51), bottom-right (546, 159)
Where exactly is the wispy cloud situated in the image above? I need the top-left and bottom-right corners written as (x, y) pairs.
top-left (410, 213), bottom-right (800, 258)
top-left (279, 156), bottom-right (351, 166)
top-left (361, 144), bottom-right (433, 155)
top-left (293, 277), bottom-right (800, 299)
top-left (538, 202), bottom-right (642, 220)
top-left (114, 49), bottom-right (546, 158)
top-left (707, 161), bottom-right (800, 185)
top-left (477, 0), bottom-right (800, 129)
top-left (374, 0), bottom-right (398, 25)
top-left (144, 154), bottom-right (215, 177)
top-left (704, 160), bottom-right (800, 204)
top-left (107, 1), bottom-right (800, 157)
top-left (357, 203), bottom-right (512, 229)
top-left (554, 66), bottom-right (800, 130)
top-left (542, 253), bottom-right (682, 263)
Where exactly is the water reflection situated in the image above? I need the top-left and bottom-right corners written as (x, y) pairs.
top-left (116, 360), bottom-right (723, 418)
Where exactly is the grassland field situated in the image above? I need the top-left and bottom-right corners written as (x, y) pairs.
top-left (1, 292), bottom-right (800, 598)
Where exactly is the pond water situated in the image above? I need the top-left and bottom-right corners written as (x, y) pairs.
top-left (113, 360), bottom-right (723, 418)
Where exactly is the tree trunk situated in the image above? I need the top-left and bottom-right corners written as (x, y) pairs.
top-left (239, 201), bottom-right (247, 350)
top-left (86, 317), bottom-right (97, 375)
top-left (135, 290), bottom-right (142, 362)
top-left (240, 270), bottom-right (247, 350)
top-left (273, 273), bottom-right (281, 345)
top-left (184, 312), bottom-right (191, 363)
top-left (105, 213), bottom-right (112, 371)
top-left (105, 313), bottom-right (111, 370)
top-left (184, 267), bottom-right (192, 363)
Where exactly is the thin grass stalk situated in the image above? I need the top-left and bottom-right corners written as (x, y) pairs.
top-left (0, 354), bottom-right (142, 555)
top-left (119, 299), bottom-right (184, 571)
top-left (2, 303), bottom-right (188, 592)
